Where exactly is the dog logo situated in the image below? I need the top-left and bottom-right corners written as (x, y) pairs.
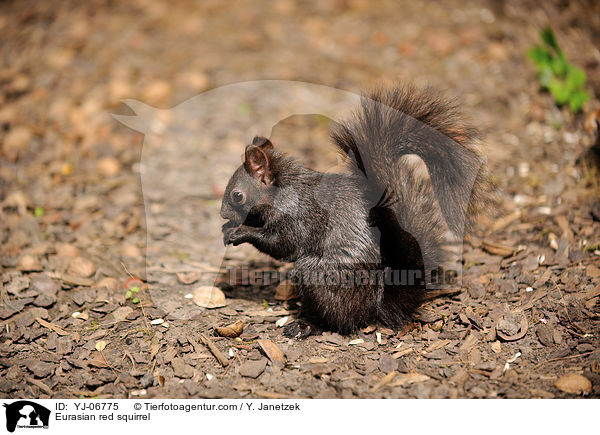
top-left (2, 401), bottom-right (50, 432)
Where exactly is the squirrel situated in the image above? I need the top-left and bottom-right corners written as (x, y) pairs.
top-left (220, 84), bottom-right (491, 337)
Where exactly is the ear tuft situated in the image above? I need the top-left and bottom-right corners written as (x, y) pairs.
top-left (251, 136), bottom-right (274, 152)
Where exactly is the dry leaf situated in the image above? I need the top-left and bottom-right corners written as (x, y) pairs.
top-left (150, 337), bottom-right (161, 360)
top-left (95, 340), bottom-right (107, 352)
top-left (193, 286), bottom-right (227, 308)
top-left (274, 279), bottom-right (297, 300)
top-left (257, 339), bottom-right (286, 366)
top-left (482, 240), bottom-right (514, 257)
top-left (215, 320), bottom-right (244, 338)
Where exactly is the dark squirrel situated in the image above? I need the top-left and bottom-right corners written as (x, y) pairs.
top-left (221, 84), bottom-right (491, 337)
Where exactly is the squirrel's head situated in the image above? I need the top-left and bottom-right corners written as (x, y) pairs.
top-left (220, 136), bottom-right (277, 239)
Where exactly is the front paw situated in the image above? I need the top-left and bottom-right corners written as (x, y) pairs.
top-left (283, 319), bottom-right (320, 339)
top-left (222, 221), bottom-right (240, 245)
top-left (228, 227), bottom-right (252, 246)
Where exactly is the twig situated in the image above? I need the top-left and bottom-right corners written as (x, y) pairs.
top-left (198, 334), bottom-right (229, 367)
top-left (532, 351), bottom-right (594, 369)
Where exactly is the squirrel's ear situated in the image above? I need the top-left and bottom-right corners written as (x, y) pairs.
top-left (244, 144), bottom-right (274, 184)
top-left (251, 136), bottom-right (274, 152)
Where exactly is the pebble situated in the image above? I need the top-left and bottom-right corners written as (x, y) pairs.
top-left (97, 156), bottom-right (121, 177)
top-left (67, 256), bottom-right (96, 278)
top-left (16, 255), bottom-right (42, 272)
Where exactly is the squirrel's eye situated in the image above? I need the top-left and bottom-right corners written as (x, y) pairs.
top-left (231, 190), bottom-right (246, 205)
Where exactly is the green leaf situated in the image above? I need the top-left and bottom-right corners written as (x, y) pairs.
top-left (34, 206), bottom-right (45, 218)
top-left (130, 286), bottom-right (140, 293)
top-left (548, 78), bottom-right (570, 104)
top-left (132, 297), bottom-right (140, 304)
top-left (541, 27), bottom-right (560, 53)
top-left (528, 46), bottom-right (552, 67)
top-left (568, 89), bottom-right (589, 113)
top-left (550, 56), bottom-right (568, 77)
top-left (566, 66), bottom-right (586, 90)
top-left (125, 290), bottom-right (132, 299)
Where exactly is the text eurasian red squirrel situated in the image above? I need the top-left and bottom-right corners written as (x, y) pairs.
top-left (221, 84), bottom-right (492, 337)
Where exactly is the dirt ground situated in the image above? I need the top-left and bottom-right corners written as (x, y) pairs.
top-left (1, 0), bottom-right (600, 399)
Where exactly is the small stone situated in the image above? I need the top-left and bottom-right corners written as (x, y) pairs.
top-left (97, 157), bottom-right (121, 177)
top-left (239, 358), bottom-right (268, 378)
top-left (67, 257), bottom-right (96, 278)
top-left (55, 243), bottom-right (80, 257)
top-left (16, 255), bottom-right (42, 272)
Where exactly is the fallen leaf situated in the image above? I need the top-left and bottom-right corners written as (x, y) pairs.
top-left (257, 339), bottom-right (286, 366)
top-left (95, 340), bottom-right (107, 352)
top-left (274, 279), bottom-right (297, 300)
top-left (215, 320), bottom-right (244, 338)
top-left (482, 240), bottom-right (514, 257)
top-left (150, 336), bottom-right (161, 360)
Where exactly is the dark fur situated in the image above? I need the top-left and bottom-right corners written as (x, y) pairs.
top-left (221, 84), bottom-right (490, 335)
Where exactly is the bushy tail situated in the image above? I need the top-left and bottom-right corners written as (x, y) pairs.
top-left (331, 84), bottom-right (490, 238)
